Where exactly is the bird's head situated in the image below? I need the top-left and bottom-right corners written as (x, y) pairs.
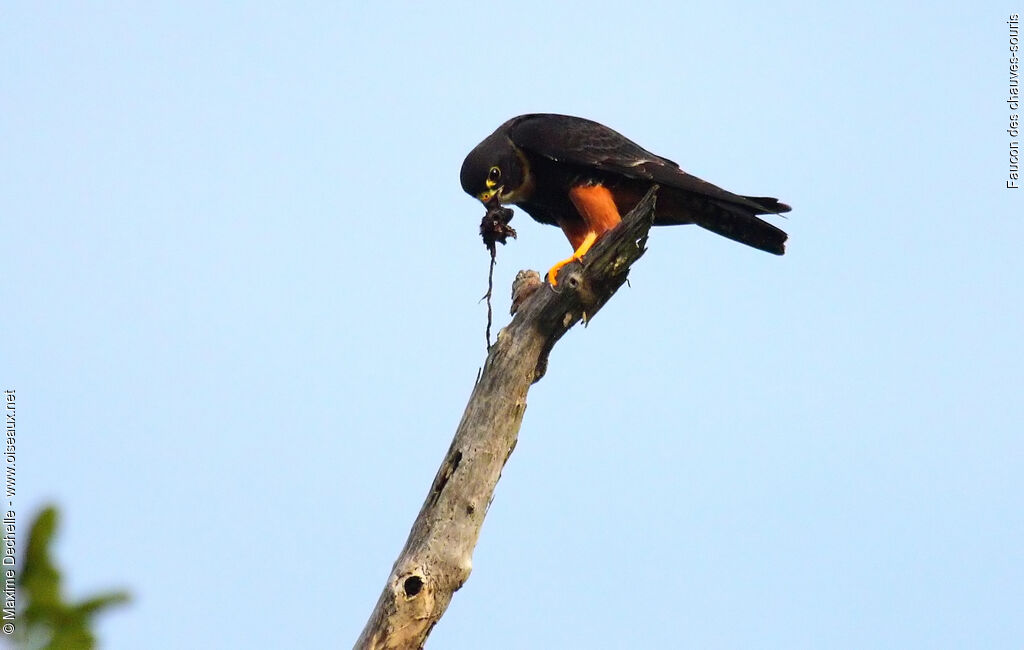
top-left (460, 132), bottom-right (532, 207)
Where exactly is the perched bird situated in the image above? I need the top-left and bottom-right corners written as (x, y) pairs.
top-left (460, 114), bottom-right (791, 285)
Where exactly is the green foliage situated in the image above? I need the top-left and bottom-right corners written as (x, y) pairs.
top-left (11, 506), bottom-right (129, 650)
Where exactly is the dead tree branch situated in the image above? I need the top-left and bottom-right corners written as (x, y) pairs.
top-left (355, 187), bottom-right (658, 650)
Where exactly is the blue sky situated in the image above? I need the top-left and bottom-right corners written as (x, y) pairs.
top-left (2, 3), bottom-right (1021, 648)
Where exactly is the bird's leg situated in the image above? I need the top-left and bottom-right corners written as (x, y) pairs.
top-left (547, 184), bottom-right (623, 286)
top-left (546, 231), bottom-right (598, 286)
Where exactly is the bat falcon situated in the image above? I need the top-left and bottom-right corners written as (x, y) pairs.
top-left (460, 113), bottom-right (791, 285)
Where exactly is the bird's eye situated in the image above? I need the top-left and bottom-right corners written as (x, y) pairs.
top-left (488, 166), bottom-right (501, 183)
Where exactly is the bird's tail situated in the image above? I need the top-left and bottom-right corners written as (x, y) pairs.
top-left (693, 196), bottom-right (789, 255)
top-left (655, 189), bottom-right (790, 255)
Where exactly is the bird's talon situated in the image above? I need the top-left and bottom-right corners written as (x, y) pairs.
top-left (546, 255), bottom-right (583, 287)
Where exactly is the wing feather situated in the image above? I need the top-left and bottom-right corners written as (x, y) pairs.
top-left (506, 114), bottom-right (789, 216)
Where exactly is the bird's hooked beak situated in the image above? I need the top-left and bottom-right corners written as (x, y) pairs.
top-left (478, 188), bottom-right (503, 207)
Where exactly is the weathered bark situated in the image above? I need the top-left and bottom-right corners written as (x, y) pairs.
top-left (354, 187), bottom-right (658, 650)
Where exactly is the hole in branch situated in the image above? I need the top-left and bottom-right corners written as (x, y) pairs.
top-left (404, 575), bottom-right (424, 597)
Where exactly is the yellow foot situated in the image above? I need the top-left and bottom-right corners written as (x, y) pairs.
top-left (546, 254), bottom-right (582, 287)
top-left (547, 231), bottom-right (598, 287)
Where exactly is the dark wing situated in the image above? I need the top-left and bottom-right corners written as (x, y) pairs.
top-left (506, 113), bottom-right (789, 217)
top-left (506, 113), bottom-right (679, 173)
